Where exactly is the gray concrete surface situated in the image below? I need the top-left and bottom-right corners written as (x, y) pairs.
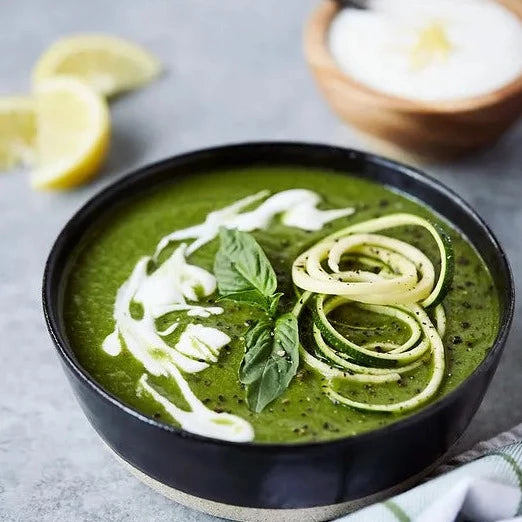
top-left (0, 1), bottom-right (521, 520)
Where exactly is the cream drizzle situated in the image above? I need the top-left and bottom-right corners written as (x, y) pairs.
top-left (102, 189), bottom-right (354, 442)
top-left (154, 189), bottom-right (354, 256)
top-left (101, 247), bottom-right (253, 441)
top-left (139, 372), bottom-right (254, 441)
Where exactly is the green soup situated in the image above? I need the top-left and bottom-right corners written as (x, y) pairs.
top-left (64, 167), bottom-right (499, 443)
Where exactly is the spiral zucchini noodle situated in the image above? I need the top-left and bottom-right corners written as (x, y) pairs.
top-left (291, 213), bottom-right (454, 413)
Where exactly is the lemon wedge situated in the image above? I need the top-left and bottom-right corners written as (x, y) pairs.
top-left (31, 76), bottom-right (110, 190)
top-left (32, 34), bottom-right (161, 97)
top-left (0, 97), bottom-right (36, 170)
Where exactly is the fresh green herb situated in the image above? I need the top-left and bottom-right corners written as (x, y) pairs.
top-left (214, 227), bottom-right (281, 315)
top-left (214, 227), bottom-right (299, 412)
top-left (239, 314), bottom-right (299, 413)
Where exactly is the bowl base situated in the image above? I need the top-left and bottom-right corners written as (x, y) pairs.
top-left (107, 445), bottom-right (445, 521)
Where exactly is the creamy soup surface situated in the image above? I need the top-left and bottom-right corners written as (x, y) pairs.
top-left (64, 167), bottom-right (499, 443)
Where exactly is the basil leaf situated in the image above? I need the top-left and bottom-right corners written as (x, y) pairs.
top-left (217, 290), bottom-right (283, 314)
top-left (213, 228), bottom-right (300, 410)
top-left (239, 313), bottom-right (299, 413)
top-left (214, 227), bottom-right (278, 313)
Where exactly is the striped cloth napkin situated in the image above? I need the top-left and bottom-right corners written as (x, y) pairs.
top-left (339, 424), bottom-right (522, 522)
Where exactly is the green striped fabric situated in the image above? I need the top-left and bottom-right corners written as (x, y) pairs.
top-left (339, 443), bottom-right (522, 522)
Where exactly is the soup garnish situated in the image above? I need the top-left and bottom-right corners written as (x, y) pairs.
top-left (289, 213), bottom-right (454, 412)
top-left (215, 228), bottom-right (299, 413)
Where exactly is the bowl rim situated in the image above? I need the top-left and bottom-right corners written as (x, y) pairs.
top-left (304, 0), bottom-right (522, 114)
top-left (43, 141), bottom-right (515, 452)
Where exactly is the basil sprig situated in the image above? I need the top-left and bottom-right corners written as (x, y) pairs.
top-left (214, 228), bottom-right (299, 412)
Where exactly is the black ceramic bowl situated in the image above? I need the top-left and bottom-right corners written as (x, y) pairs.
top-left (43, 143), bottom-right (514, 521)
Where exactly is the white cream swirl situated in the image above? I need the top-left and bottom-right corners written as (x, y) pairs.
top-left (102, 189), bottom-right (354, 441)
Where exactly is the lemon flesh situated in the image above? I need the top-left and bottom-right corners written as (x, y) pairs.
top-left (32, 34), bottom-right (161, 97)
top-left (0, 97), bottom-right (36, 170)
top-left (31, 76), bottom-right (110, 190)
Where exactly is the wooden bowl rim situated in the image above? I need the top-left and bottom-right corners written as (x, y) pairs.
top-left (304, 0), bottom-right (522, 114)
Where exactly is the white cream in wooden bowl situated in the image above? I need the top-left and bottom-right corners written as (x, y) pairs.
top-left (329, 0), bottom-right (522, 102)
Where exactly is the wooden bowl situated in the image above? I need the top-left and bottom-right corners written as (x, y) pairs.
top-left (304, 0), bottom-right (522, 160)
